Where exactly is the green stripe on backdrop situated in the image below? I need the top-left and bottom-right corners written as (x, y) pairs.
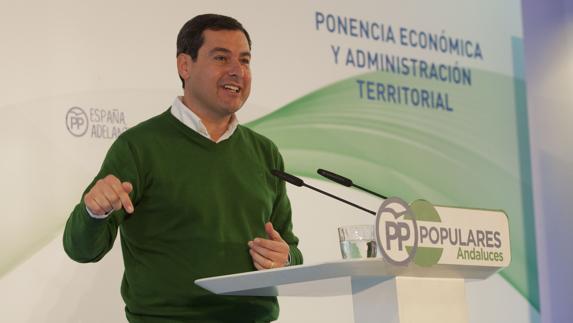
top-left (247, 39), bottom-right (539, 310)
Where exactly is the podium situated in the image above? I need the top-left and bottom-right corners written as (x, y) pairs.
top-left (197, 198), bottom-right (510, 322)
top-left (195, 258), bottom-right (502, 323)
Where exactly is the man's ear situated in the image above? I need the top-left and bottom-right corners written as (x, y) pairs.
top-left (177, 54), bottom-right (191, 82)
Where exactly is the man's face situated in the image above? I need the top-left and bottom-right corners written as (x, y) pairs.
top-left (182, 29), bottom-right (251, 119)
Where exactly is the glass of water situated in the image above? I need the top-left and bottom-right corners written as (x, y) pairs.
top-left (338, 225), bottom-right (377, 259)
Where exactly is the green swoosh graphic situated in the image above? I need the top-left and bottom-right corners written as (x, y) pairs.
top-left (247, 45), bottom-right (538, 310)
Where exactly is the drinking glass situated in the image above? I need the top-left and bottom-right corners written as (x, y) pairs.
top-left (338, 225), bottom-right (377, 259)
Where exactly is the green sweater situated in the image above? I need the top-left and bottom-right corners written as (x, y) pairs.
top-left (63, 109), bottom-right (303, 323)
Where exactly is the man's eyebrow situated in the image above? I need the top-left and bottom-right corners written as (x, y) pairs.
top-left (208, 47), bottom-right (231, 55)
top-left (208, 47), bottom-right (251, 58)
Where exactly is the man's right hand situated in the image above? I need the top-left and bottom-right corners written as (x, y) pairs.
top-left (84, 175), bottom-right (134, 216)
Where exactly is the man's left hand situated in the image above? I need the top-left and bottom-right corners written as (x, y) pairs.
top-left (248, 222), bottom-right (290, 270)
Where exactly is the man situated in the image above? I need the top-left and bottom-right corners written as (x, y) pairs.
top-left (63, 14), bottom-right (303, 323)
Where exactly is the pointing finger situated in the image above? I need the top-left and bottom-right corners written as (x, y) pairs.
top-left (119, 182), bottom-right (134, 213)
top-left (106, 178), bottom-right (133, 214)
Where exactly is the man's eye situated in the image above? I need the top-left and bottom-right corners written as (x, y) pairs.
top-left (241, 59), bottom-right (251, 65)
top-left (214, 56), bottom-right (227, 62)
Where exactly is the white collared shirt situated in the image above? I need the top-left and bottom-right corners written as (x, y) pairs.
top-left (170, 96), bottom-right (238, 143)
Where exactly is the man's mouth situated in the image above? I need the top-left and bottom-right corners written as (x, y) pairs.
top-left (223, 84), bottom-right (241, 93)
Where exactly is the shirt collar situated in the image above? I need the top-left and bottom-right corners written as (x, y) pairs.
top-left (170, 97), bottom-right (238, 143)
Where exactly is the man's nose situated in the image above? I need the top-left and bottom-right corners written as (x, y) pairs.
top-left (228, 59), bottom-right (244, 78)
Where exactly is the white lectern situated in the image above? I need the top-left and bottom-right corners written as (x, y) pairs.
top-left (196, 258), bottom-right (502, 323)
top-left (197, 198), bottom-right (510, 323)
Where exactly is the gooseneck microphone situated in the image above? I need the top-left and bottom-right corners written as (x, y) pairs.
top-left (317, 169), bottom-right (388, 200)
top-left (271, 169), bottom-right (376, 216)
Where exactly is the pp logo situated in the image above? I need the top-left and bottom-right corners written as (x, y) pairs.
top-left (66, 107), bottom-right (89, 137)
top-left (375, 197), bottom-right (418, 265)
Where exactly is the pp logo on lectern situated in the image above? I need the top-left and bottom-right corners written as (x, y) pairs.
top-left (376, 198), bottom-right (448, 267)
top-left (376, 197), bottom-right (419, 265)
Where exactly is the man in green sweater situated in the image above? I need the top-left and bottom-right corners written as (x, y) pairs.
top-left (63, 14), bottom-right (303, 323)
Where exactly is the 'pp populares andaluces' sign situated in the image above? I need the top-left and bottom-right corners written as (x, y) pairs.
top-left (375, 197), bottom-right (511, 268)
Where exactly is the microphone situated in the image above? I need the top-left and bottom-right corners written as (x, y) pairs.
top-left (317, 169), bottom-right (388, 200)
top-left (271, 169), bottom-right (376, 216)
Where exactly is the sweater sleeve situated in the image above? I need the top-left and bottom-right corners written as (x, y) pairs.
top-left (63, 136), bottom-right (142, 263)
top-left (269, 150), bottom-right (303, 266)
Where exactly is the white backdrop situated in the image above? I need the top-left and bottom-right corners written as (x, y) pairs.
top-left (0, 1), bottom-right (538, 322)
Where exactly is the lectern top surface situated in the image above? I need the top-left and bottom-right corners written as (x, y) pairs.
top-left (195, 258), bottom-right (500, 296)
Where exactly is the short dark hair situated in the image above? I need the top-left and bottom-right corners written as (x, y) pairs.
top-left (176, 14), bottom-right (252, 88)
